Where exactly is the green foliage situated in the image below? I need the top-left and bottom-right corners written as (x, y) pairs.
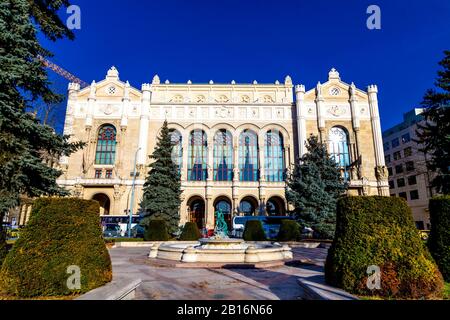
top-left (0, 0), bottom-right (83, 262)
top-left (286, 135), bottom-right (347, 239)
top-left (0, 230), bottom-right (7, 266)
top-left (415, 50), bottom-right (450, 194)
top-left (243, 220), bottom-right (267, 241)
top-left (277, 220), bottom-right (301, 242)
top-left (179, 222), bottom-right (202, 241)
top-left (144, 219), bottom-right (170, 241)
top-left (325, 196), bottom-right (444, 299)
top-left (139, 120), bottom-right (182, 234)
top-left (0, 198), bottom-right (112, 298)
top-left (428, 195), bottom-right (450, 282)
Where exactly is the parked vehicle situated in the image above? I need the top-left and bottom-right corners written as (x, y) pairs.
top-left (103, 223), bottom-right (122, 238)
top-left (231, 216), bottom-right (294, 240)
top-left (131, 224), bottom-right (145, 238)
top-left (101, 215), bottom-right (140, 237)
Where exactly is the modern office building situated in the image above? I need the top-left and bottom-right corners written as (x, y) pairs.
top-left (382, 108), bottom-right (435, 229)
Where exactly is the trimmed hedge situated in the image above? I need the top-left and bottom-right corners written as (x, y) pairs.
top-left (0, 198), bottom-right (112, 298)
top-left (428, 195), bottom-right (450, 282)
top-left (243, 220), bottom-right (266, 241)
top-left (144, 219), bottom-right (169, 241)
top-left (325, 196), bottom-right (443, 299)
top-left (277, 220), bottom-right (301, 242)
top-left (179, 222), bottom-right (201, 241)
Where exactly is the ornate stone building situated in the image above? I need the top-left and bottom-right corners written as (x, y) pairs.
top-left (56, 67), bottom-right (388, 230)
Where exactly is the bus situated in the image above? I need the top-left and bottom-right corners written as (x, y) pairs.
top-left (100, 215), bottom-right (140, 237)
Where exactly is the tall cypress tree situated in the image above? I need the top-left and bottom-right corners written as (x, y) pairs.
top-left (416, 51), bottom-right (450, 195)
top-left (0, 0), bottom-right (83, 263)
top-left (286, 135), bottom-right (347, 239)
top-left (139, 121), bottom-right (182, 234)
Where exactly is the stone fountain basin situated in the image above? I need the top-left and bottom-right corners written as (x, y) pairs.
top-left (148, 239), bottom-right (293, 264)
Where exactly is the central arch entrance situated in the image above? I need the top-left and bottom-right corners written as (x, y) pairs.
top-left (92, 193), bottom-right (111, 215)
top-left (214, 197), bottom-right (232, 230)
top-left (239, 196), bottom-right (259, 216)
top-left (187, 196), bottom-right (206, 230)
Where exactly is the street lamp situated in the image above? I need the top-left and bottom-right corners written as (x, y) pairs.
top-left (127, 147), bottom-right (141, 238)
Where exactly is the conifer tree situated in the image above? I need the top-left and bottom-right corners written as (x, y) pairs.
top-left (139, 121), bottom-right (182, 234)
top-left (286, 135), bottom-right (347, 239)
top-left (416, 50), bottom-right (450, 195)
top-left (0, 0), bottom-right (83, 263)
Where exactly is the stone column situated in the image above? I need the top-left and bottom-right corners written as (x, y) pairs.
top-left (349, 82), bottom-right (361, 179)
top-left (295, 84), bottom-right (307, 158)
top-left (60, 83), bottom-right (79, 166)
top-left (315, 82), bottom-right (325, 142)
top-left (258, 132), bottom-right (265, 182)
top-left (86, 81), bottom-right (96, 128)
top-left (137, 84), bottom-right (151, 166)
top-left (181, 132), bottom-right (189, 182)
top-left (121, 81), bottom-right (130, 129)
top-left (368, 85), bottom-right (385, 168)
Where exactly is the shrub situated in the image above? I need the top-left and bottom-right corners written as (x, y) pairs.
top-left (144, 219), bottom-right (169, 241)
top-left (179, 222), bottom-right (201, 241)
top-left (243, 220), bottom-right (266, 241)
top-left (325, 196), bottom-right (444, 299)
top-left (428, 195), bottom-right (450, 282)
top-left (0, 198), bottom-right (112, 298)
top-left (277, 220), bottom-right (301, 242)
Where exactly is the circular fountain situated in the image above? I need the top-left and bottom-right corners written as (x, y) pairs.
top-left (148, 211), bottom-right (293, 266)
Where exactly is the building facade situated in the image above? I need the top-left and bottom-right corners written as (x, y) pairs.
top-left (382, 108), bottom-right (435, 229)
top-left (56, 67), bottom-right (388, 230)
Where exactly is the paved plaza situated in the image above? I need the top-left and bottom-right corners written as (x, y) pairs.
top-left (108, 246), bottom-right (329, 300)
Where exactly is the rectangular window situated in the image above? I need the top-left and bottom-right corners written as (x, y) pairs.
top-left (410, 190), bottom-right (419, 200)
top-left (402, 133), bottom-right (411, 144)
top-left (395, 164), bottom-right (403, 174)
top-left (390, 194), bottom-right (396, 197)
top-left (392, 138), bottom-right (400, 148)
top-left (389, 180), bottom-right (395, 189)
top-left (105, 170), bottom-right (113, 179)
top-left (383, 142), bottom-right (390, 151)
top-left (388, 167), bottom-right (393, 176)
top-left (393, 151), bottom-right (401, 161)
top-left (408, 175), bottom-right (417, 185)
top-left (404, 147), bottom-right (412, 157)
top-left (406, 161), bottom-right (415, 172)
top-left (95, 169), bottom-right (102, 179)
top-left (397, 178), bottom-right (405, 188)
top-left (385, 155), bottom-right (391, 164)
top-left (399, 192), bottom-right (407, 200)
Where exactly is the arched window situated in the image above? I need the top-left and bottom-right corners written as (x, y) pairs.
top-left (170, 129), bottom-right (183, 174)
top-left (328, 127), bottom-right (351, 179)
top-left (239, 197), bottom-right (258, 216)
top-left (265, 130), bottom-right (285, 182)
top-left (213, 129), bottom-right (233, 181)
top-left (188, 130), bottom-right (208, 181)
top-left (95, 125), bottom-right (116, 165)
top-left (239, 130), bottom-right (259, 181)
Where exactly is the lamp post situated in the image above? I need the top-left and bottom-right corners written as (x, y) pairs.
top-left (127, 147), bottom-right (141, 238)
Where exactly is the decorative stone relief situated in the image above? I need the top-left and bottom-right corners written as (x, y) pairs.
top-left (216, 106), bottom-right (232, 118)
top-left (241, 95), bottom-right (250, 103)
top-left (263, 95), bottom-right (274, 103)
top-left (100, 104), bottom-right (119, 115)
top-left (216, 95), bottom-right (229, 103)
top-left (327, 105), bottom-right (346, 117)
top-left (196, 95), bottom-right (206, 103)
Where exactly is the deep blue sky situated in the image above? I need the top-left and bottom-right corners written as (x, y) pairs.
top-left (40, 0), bottom-right (450, 132)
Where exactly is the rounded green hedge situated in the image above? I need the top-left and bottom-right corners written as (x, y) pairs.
top-left (243, 220), bottom-right (266, 241)
top-left (428, 195), bottom-right (450, 282)
top-left (179, 222), bottom-right (201, 241)
top-left (144, 219), bottom-right (169, 241)
top-left (277, 220), bottom-right (301, 242)
top-left (325, 196), bottom-right (443, 299)
top-left (0, 198), bottom-right (112, 298)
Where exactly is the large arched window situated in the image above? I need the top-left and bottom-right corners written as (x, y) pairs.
top-left (239, 130), bottom-right (259, 181)
top-left (328, 127), bottom-right (351, 179)
top-left (188, 130), bottom-right (208, 181)
top-left (170, 129), bottom-right (183, 174)
top-left (95, 125), bottom-right (116, 165)
top-left (213, 129), bottom-right (233, 181)
top-left (265, 130), bottom-right (285, 182)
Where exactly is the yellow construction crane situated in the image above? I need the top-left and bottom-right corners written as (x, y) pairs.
top-left (37, 55), bottom-right (89, 88)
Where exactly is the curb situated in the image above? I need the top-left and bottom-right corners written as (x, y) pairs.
top-left (297, 278), bottom-right (358, 300)
top-left (76, 278), bottom-right (142, 300)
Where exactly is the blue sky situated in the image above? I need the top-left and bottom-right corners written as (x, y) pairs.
top-left (39, 0), bottom-right (450, 132)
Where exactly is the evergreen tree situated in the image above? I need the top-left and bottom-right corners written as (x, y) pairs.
top-left (286, 135), bottom-right (347, 239)
top-left (0, 0), bottom-right (83, 263)
top-left (139, 121), bottom-right (182, 234)
top-left (416, 50), bottom-right (450, 195)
